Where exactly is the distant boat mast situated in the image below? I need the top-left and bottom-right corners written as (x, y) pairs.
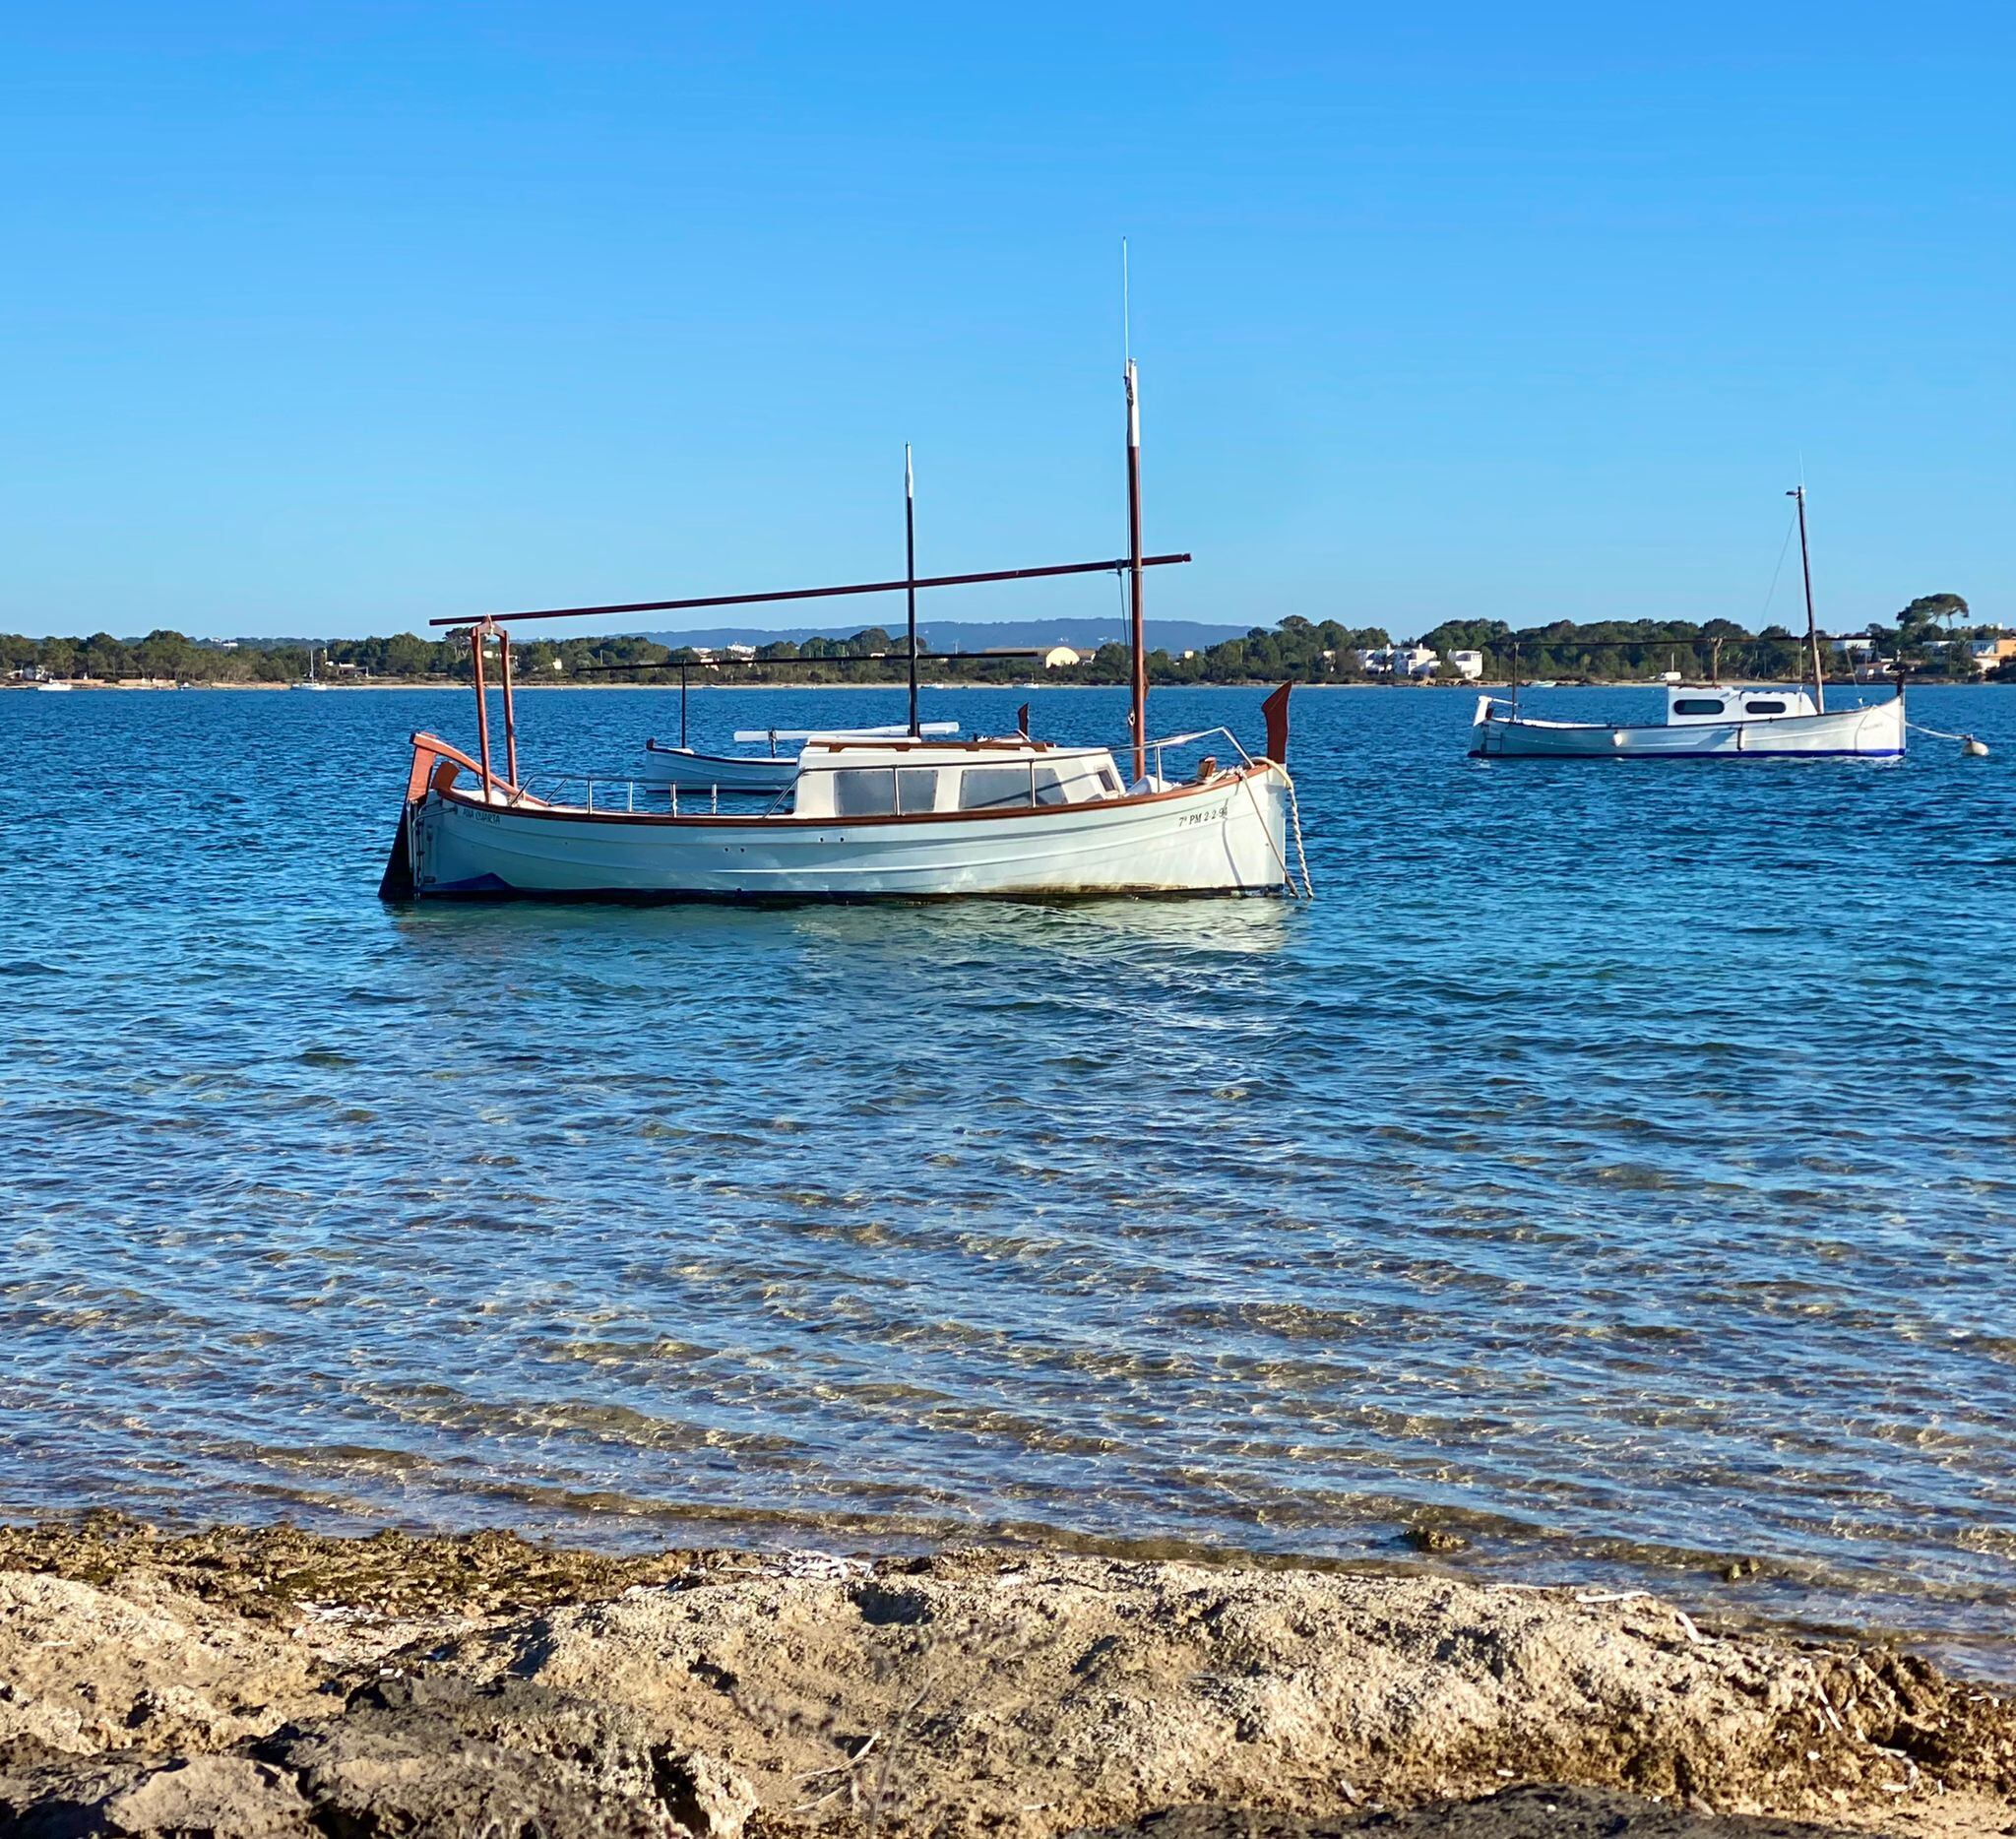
top-left (1789, 484), bottom-right (1825, 714)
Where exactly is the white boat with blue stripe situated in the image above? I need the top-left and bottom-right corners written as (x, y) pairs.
top-left (1472, 681), bottom-right (1906, 759)
top-left (1472, 484), bottom-right (1905, 760)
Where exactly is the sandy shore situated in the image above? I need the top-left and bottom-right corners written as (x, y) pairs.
top-left (1, 1517), bottom-right (2010, 1838)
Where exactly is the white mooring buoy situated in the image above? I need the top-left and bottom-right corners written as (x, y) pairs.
top-left (1962, 734), bottom-right (1990, 757)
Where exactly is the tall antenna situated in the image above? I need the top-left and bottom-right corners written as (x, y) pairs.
top-left (1121, 237), bottom-right (1131, 362)
top-left (1122, 241), bottom-right (1148, 785)
top-left (905, 444), bottom-right (919, 737)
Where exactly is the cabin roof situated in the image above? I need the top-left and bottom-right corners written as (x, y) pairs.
top-left (796, 736), bottom-right (1112, 768)
top-left (1665, 683), bottom-right (1818, 725)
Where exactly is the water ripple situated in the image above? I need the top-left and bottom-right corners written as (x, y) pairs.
top-left (1, 681), bottom-right (2013, 1673)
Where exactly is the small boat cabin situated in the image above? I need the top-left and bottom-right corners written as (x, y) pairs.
top-left (788, 738), bottom-right (1130, 819)
top-left (1665, 685), bottom-right (1818, 726)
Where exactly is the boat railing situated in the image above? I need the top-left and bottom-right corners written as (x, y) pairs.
top-left (515, 775), bottom-right (727, 816)
top-left (502, 728), bottom-right (1259, 814)
top-left (1139, 725), bottom-right (1256, 784)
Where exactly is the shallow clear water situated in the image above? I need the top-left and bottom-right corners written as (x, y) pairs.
top-left (3, 680), bottom-right (2013, 1672)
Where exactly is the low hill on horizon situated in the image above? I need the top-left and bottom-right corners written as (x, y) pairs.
top-left (211, 617), bottom-right (1251, 653)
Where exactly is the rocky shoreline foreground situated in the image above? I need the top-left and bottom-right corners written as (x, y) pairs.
top-left (1, 1519), bottom-right (2011, 1838)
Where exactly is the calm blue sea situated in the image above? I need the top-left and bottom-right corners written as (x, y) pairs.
top-left (3, 680), bottom-right (2013, 1671)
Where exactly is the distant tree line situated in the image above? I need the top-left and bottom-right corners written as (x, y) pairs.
top-left (1405, 594), bottom-right (1999, 684)
top-left (2, 594), bottom-right (2006, 687)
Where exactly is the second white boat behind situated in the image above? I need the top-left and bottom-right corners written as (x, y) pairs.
top-left (1472, 682), bottom-right (1906, 758)
top-left (641, 723), bottom-right (960, 793)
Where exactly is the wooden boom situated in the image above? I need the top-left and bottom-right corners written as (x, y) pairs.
top-left (573, 649), bottom-right (1044, 671)
top-left (428, 554), bottom-right (1191, 629)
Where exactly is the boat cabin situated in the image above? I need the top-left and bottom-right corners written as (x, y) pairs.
top-left (788, 737), bottom-right (1128, 819)
top-left (1665, 685), bottom-right (1818, 726)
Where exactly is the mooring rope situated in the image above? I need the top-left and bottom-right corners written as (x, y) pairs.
top-left (1907, 719), bottom-right (1990, 754)
top-left (1286, 776), bottom-right (1315, 898)
top-left (1239, 770), bottom-right (1295, 894)
top-left (1237, 767), bottom-right (1313, 898)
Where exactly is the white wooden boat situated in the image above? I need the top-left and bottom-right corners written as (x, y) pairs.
top-left (1472, 682), bottom-right (1905, 758)
top-left (640, 723), bottom-right (959, 793)
top-left (290, 648), bottom-right (330, 690)
top-left (386, 724), bottom-right (1294, 901)
top-left (381, 352), bottom-right (1308, 903)
top-left (639, 741), bottom-right (796, 793)
top-left (1475, 485), bottom-right (1905, 761)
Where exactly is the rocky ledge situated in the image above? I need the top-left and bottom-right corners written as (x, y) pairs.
top-left (0, 1518), bottom-right (2010, 1838)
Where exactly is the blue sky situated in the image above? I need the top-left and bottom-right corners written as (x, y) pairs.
top-left (2, 3), bottom-right (2010, 640)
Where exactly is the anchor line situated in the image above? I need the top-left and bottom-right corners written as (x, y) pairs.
top-left (1907, 719), bottom-right (1989, 754)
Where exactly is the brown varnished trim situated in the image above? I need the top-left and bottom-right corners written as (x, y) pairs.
top-left (407, 730), bottom-right (534, 805)
top-left (434, 760), bottom-right (1276, 830)
top-left (637, 737), bottom-right (1075, 761)
top-left (806, 736), bottom-right (1082, 756)
top-left (641, 739), bottom-right (783, 764)
top-left (407, 746), bottom-right (448, 802)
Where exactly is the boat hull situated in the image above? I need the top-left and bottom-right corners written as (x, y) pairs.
top-left (404, 766), bottom-right (1293, 901)
top-left (1471, 696), bottom-right (1905, 759)
top-left (638, 745), bottom-right (797, 793)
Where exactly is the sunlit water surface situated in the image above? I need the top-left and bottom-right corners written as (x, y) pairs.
top-left (3, 682), bottom-right (2013, 1673)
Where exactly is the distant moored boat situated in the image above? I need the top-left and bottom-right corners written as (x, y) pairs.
top-left (1472, 681), bottom-right (1904, 758)
top-left (1472, 484), bottom-right (1906, 761)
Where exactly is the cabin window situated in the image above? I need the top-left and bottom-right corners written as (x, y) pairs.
top-left (831, 768), bottom-right (898, 817)
top-left (1744, 699), bottom-right (1789, 715)
top-left (1032, 764), bottom-right (1071, 807)
top-left (959, 766), bottom-right (1035, 811)
top-left (1097, 765), bottom-right (1122, 795)
top-left (1672, 698), bottom-right (1727, 716)
top-left (896, 768), bottom-right (940, 814)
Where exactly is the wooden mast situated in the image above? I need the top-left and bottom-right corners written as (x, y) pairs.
top-left (906, 444), bottom-right (919, 738)
top-left (1790, 484), bottom-right (1825, 714)
top-left (497, 626), bottom-right (519, 786)
top-left (1125, 356), bottom-right (1147, 785)
top-left (469, 625), bottom-right (493, 798)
